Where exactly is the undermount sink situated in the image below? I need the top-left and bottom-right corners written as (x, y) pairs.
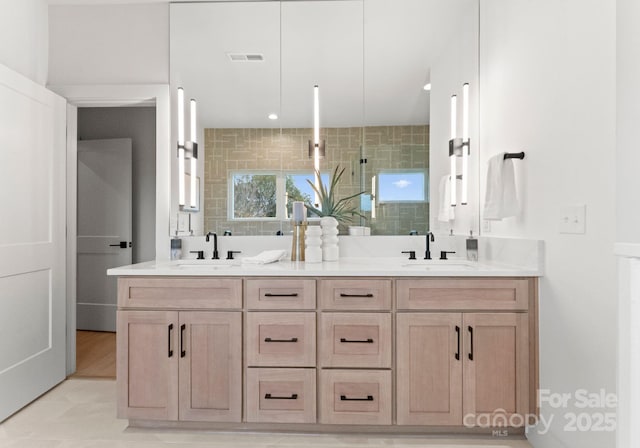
top-left (174, 260), bottom-right (241, 269)
top-left (400, 261), bottom-right (480, 271)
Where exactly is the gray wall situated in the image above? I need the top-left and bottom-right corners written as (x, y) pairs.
top-left (78, 107), bottom-right (156, 263)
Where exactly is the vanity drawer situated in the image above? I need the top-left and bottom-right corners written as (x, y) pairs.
top-left (319, 313), bottom-right (391, 368)
top-left (319, 279), bottom-right (392, 310)
top-left (117, 277), bottom-right (242, 309)
top-left (319, 370), bottom-right (391, 425)
top-left (246, 368), bottom-right (316, 423)
top-left (396, 278), bottom-right (530, 311)
top-left (246, 279), bottom-right (316, 310)
top-left (246, 312), bottom-right (316, 367)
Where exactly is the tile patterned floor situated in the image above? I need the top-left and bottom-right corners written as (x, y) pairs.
top-left (0, 379), bottom-right (532, 448)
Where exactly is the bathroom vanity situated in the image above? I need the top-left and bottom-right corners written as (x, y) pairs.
top-left (110, 259), bottom-right (538, 434)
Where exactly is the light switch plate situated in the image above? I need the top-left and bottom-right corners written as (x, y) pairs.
top-left (482, 220), bottom-right (491, 233)
top-left (559, 204), bottom-right (586, 234)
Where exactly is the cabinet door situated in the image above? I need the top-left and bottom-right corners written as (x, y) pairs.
top-left (178, 311), bottom-right (242, 422)
top-left (117, 310), bottom-right (179, 420)
top-left (463, 313), bottom-right (529, 426)
top-left (396, 313), bottom-right (463, 425)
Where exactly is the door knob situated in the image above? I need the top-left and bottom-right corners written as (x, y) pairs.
top-left (109, 241), bottom-right (127, 248)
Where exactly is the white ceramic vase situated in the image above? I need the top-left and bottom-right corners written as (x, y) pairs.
top-left (305, 225), bottom-right (323, 263)
top-left (320, 216), bottom-right (339, 261)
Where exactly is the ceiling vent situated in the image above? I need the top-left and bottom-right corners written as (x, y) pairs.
top-left (227, 53), bottom-right (264, 62)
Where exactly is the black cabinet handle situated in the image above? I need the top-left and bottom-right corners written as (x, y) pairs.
top-left (180, 324), bottom-right (186, 358)
top-left (264, 293), bottom-right (299, 297)
top-left (265, 393), bottom-right (298, 400)
top-left (340, 338), bottom-right (374, 344)
top-left (167, 324), bottom-right (173, 358)
top-left (339, 293), bottom-right (374, 298)
top-left (468, 326), bottom-right (474, 361)
top-left (340, 395), bottom-right (374, 401)
top-left (455, 326), bottom-right (461, 361)
top-left (109, 241), bottom-right (127, 248)
top-left (264, 337), bottom-right (298, 343)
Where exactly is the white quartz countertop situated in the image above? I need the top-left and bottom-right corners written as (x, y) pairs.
top-left (107, 257), bottom-right (540, 277)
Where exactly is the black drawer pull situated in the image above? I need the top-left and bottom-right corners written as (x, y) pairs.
top-left (340, 338), bottom-right (374, 344)
top-left (455, 325), bottom-right (461, 361)
top-left (167, 324), bottom-right (174, 358)
top-left (264, 293), bottom-right (299, 297)
top-left (340, 395), bottom-right (374, 401)
top-left (468, 325), bottom-right (474, 361)
top-left (180, 324), bottom-right (186, 358)
top-left (265, 393), bottom-right (298, 400)
top-left (339, 293), bottom-right (374, 298)
top-left (264, 337), bottom-right (298, 343)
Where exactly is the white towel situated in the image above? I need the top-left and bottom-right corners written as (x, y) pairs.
top-left (241, 250), bottom-right (287, 265)
top-left (483, 153), bottom-right (519, 220)
top-left (437, 175), bottom-right (455, 222)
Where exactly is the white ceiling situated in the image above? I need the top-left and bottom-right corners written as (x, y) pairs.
top-left (171, 0), bottom-right (475, 129)
top-left (50, 0), bottom-right (477, 129)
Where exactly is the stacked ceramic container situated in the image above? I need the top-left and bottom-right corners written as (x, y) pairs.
top-left (320, 216), bottom-right (339, 261)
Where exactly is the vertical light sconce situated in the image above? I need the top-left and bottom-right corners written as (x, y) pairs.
top-left (448, 83), bottom-right (471, 206)
top-left (189, 99), bottom-right (198, 208)
top-left (177, 87), bottom-right (198, 209)
top-left (449, 94), bottom-right (457, 206)
top-left (308, 84), bottom-right (325, 207)
top-left (461, 83), bottom-right (469, 205)
top-left (177, 87), bottom-right (186, 207)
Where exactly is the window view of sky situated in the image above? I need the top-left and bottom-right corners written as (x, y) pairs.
top-left (378, 172), bottom-right (426, 202)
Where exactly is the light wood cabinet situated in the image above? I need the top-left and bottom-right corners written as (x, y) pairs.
top-left (396, 313), bottom-right (462, 425)
top-left (246, 278), bottom-right (316, 310)
top-left (178, 311), bottom-right (242, 422)
top-left (246, 312), bottom-right (316, 367)
top-left (118, 310), bottom-right (242, 422)
top-left (319, 312), bottom-right (391, 368)
top-left (462, 313), bottom-right (529, 425)
top-left (319, 278), bottom-right (392, 310)
top-left (117, 275), bottom-right (537, 432)
top-left (246, 368), bottom-right (316, 423)
top-left (116, 277), bottom-right (242, 423)
top-left (397, 312), bottom-right (529, 426)
top-left (320, 369), bottom-right (392, 425)
top-left (117, 310), bottom-right (179, 420)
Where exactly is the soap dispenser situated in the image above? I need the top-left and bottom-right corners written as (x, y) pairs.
top-left (466, 231), bottom-right (478, 262)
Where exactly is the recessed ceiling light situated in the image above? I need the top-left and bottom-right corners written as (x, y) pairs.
top-left (423, 83), bottom-right (432, 91)
top-left (268, 113), bottom-right (278, 120)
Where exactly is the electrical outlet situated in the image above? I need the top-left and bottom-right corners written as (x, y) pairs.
top-left (559, 204), bottom-right (586, 234)
top-left (482, 220), bottom-right (491, 233)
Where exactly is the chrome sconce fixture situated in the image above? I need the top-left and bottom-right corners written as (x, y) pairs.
top-left (177, 87), bottom-right (198, 209)
top-left (449, 82), bottom-right (470, 206)
top-left (308, 85), bottom-right (325, 207)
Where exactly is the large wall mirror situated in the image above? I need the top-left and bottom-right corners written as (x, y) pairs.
top-left (170, 0), bottom-right (479, 237)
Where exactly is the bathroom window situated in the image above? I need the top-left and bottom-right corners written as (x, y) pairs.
top-left (377, 171), bottom-right (427, 203)
top-left (285, 172), bottom-right (330, 218)
top-left (229, 171), bottom-right (329, 220)
top-left (230, 173), bottom-right (278, 219)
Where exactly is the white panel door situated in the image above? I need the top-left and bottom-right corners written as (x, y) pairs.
top-left (0, 64), bottom-right (67, 422)
top-left (77, 139), bottom-right (132, 332)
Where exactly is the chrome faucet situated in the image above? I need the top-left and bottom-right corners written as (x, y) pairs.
top-left (205, 232), bottom-right (219, 259)
top-left (424, 231), bottom-right (435, 260)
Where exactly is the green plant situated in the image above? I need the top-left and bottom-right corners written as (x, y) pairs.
top-left (305, 165), bottom-right (367, 225)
